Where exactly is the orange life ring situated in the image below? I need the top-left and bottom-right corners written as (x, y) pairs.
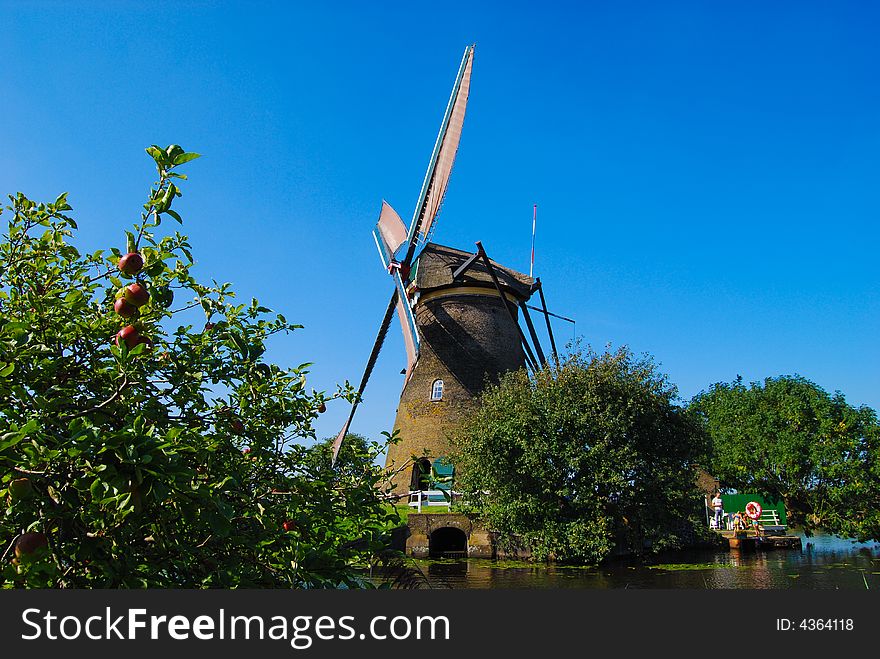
top-left (745, 501), bottom-right (763, 520)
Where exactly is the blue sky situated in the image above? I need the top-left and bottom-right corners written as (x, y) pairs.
top-left (2, 1), bottom-right (878, 451)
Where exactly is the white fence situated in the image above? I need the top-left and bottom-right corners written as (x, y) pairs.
top-left (407, 489), bottom-right (459, 513)
top-left (710, 508), bottom-right (785, 533)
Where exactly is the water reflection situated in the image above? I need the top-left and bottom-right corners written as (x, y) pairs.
top-left (409, 532), bottom-right (880, 589)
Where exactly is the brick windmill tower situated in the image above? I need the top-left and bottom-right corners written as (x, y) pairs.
top-left (333, 46), bottom-right (559, 496)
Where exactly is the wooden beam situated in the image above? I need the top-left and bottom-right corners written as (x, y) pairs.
top-left (475, 241), bottom-right (539, 372)
top-left (519, 301), bottom-right (546, 367)
top-left (451, 250), bottom-right (481, 280)
top-left (535, 278), bottom-right (558, 363)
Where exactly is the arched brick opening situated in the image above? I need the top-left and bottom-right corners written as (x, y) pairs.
top-left (409, 458), bottom-right (433, 491)
top-left (429, 526), bottom-right (468, 558)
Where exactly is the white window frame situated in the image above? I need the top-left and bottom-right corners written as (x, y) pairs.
top-left (430, 379), bottom-right (444, 401)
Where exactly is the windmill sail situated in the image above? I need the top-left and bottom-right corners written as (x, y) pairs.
top-left (395, 296), bottom-right (418, 382)
top-left (331, 289), bottom-right (399, 465)
top-left (392, 265), bottom-right (420, 361)
top-left (404, 45), bottom-right (474, 259)
top-left (373, 201), bottom-right (407, 268)
top-left (334, 46), bottom-right (474, 468)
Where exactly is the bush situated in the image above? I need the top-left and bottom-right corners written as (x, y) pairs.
top-left (451, 346), bottom-right (708, 564)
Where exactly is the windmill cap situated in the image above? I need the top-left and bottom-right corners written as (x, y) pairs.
top-left (415, 242), bottom-right (534, 299)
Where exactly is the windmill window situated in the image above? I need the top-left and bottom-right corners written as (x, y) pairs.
top-left (430, 379), bottom-right (444, 401)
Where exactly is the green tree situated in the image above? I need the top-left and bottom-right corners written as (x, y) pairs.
top-left (690, 375), bottom-right (880, 540)
top-left (451, 347), bottom-right (708, 564)
top-left (1, 145), bottom-right (397, 587)
top-left (304, 433), bottom-right (375, 476)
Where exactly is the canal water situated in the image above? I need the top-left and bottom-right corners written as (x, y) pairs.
top-left (411, 532), bottom-right (880, 589)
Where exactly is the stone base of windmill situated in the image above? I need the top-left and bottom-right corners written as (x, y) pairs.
top-left (398, 513), bottom-right (531, 560)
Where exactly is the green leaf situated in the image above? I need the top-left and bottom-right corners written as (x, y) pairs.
top-left (165, 209), bottom-right (182, 224)
top-left (145, 145), bottom-right (166, 164)
top-left (151, 285), bottom-right (173, 309)
top-left (54, 192), bottom-right (71, 210)
top-left (165, 144), bottom-right (185, 161)
top-left (129, 342), bottom-right (148, 356)
top-left (89, 478), bottom-right (105, 499)
top-left (0, 431), bottom-right (24, 451)
top-left (2, 322), bottom-right (30, 335)
top-left (0, 362), bottom-right (15, 377)
top-left (158, 184), bottom-right (177, 213)
top-left (172, 152), bottom-right (201, 166)
top-left (230, 332), bottom-right (248, 358)
top-left (125, 231), bottom-right (137, 254)
top-left (64, 290), bottom-right (84, 306)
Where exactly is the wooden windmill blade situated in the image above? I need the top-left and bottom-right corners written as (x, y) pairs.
top-left (334, 46), bottom-right (474, 467)
top-left (395, 295), bottom-right (418, 383)
top-left (372, 201), bottom-right (407, 270)
top-left (372, 198), bottom-right (421, 361)
top-left (401, 44), bottom-right (475, 266)
top-left (331, 288), bottom-right (399, 465)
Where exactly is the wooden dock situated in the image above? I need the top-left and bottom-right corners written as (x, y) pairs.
top-left (718, 530), bottom-right (802, 550)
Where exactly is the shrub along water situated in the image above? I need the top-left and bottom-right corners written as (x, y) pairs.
top-left (451, 346), bottom-right (710, 565)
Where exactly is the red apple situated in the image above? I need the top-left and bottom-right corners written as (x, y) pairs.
top-left (204, 322), bottom-right (215, 331)
top-left (14, 532), bottom-right (48, 563)
top-left (114, 297), bottom-right (136, 318)
top-left (118, 252), bottom-right (144, 275)
top-left (317, 403), bottom-right (326, 414)
top-left (230, 418), bottom-right (245, 434)
top-left (283, 519), bottom-right (296, 532)
top-left (242, 447), bottom-right (251, 455)
top-left (116, 325), bottom-right (139, 349)
top-left (124, 282), bottom-right (149, 307)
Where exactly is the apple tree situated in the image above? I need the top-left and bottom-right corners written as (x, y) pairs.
top-left (0, 145), bottom-right (398, 587)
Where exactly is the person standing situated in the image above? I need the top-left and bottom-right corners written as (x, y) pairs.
top-left (711, 492), bottom-right (724, 529)
top-left (732, 510), bottom-right (745, 531)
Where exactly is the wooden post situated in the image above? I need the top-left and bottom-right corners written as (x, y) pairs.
top-left (536, 278), bottom-right (558, 363)
top-left (519, 301), bottom-right (547, 366)
top-left (475, 242), bottom-right (539, 372)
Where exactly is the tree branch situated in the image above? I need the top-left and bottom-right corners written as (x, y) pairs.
top-left (61, 373), bottom-right (129, 421)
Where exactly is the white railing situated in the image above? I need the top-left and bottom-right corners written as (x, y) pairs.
top-left (407, 489), bottom-right (458, 513)
top-left (716, 509), bottom-right (785, 531)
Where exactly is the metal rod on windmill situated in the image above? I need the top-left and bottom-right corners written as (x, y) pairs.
top-left (530, 203), bottom-right (537, 278)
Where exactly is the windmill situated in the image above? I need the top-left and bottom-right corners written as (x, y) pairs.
top-left (332, 45), bottom-right (561, 496)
